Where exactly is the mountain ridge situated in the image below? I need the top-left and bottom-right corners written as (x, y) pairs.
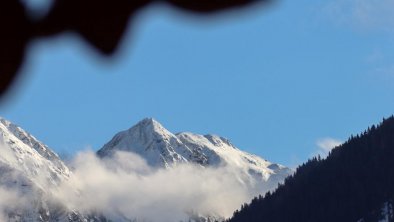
top-left (0, 116), bottom-right (290, 222)
top-left (97, 118), bottom-right (292, 189)
top-left (0, 117), bottom-right (97, 221)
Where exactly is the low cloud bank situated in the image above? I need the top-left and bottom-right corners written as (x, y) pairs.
top-left (0, 187), bottom-right (27, 221)
top-left (0, 139), bottom-right (270, 222)
top-left (53, 151), bottom-right (260, 221)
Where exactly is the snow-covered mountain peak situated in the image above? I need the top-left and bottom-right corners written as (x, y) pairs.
top-left (0, 117), bottom-right (69, 178)
top-left (98, 118), bottom-right (190, 167)
top-left (0, 117), bottom-right (108, 221)
top-left (98, 118), bottom-right (292, 187)
top-left (131, 117), bottom-right (176, 140)
top-left (0, 117), bottom-right (292, 222)
top-left (136, 117), bottom-right (162, 128)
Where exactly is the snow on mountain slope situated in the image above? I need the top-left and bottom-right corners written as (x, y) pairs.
top-left (0, 117), bottom-right (92, 222)
top-left (98, 118), bottom-right (192, 168)
top-left (0, 117), bottom-right (292, 222)
top-left (98, 118), bottom-right (292, 191)
top-left (0, 118), bottom-right (70, 186)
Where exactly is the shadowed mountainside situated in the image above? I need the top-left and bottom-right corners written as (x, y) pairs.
top-left (229, 116), bottom-right (394, 222)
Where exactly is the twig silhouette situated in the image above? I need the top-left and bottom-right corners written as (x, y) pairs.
top-left (0, 0), bottom-right (269, 99)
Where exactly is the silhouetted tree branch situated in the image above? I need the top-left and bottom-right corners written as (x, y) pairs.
top-left (0, 0), bottom-right (270, 100)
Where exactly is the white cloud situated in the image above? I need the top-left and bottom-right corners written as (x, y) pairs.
top-left (0, 137), bottom-right (270, 222)
top-left (53, 151), bottom-right (260, 222)
top-left (0, 187), bottom-right (28, 221)
top-left (325, 0), bottom-right (394, 32)
top-left (313, 137), bottom-right (343, 158)
top-left (0, 118), bottom-right (289, 222)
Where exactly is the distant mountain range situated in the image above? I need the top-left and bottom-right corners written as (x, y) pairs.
top-left (0, 117), bottom-right (291, 221)
top-left (229, 116), bottom-right (394, 222)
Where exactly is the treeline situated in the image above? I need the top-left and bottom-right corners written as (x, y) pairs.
top-left (229, 116), bottom-right (394, 222)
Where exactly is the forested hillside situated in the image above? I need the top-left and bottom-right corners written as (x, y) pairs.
top-left (229, 116), bottom-right (394, 222)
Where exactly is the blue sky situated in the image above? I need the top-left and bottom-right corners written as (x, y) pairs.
top-left (1, 0), bottom-right (394, 166)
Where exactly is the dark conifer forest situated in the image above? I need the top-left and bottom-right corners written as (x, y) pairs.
top-left (229, 116), bottom-right (394, 222)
